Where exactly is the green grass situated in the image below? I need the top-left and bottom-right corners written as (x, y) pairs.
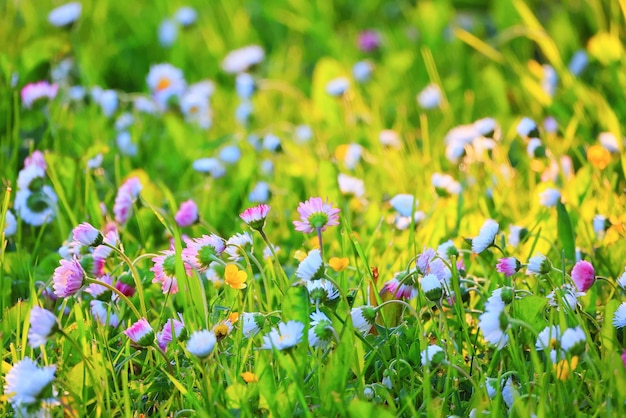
top-left (1, 0), bottom-right (626, 416)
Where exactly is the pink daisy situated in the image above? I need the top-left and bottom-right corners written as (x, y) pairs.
top-left (239, 204), bottom-right (270, 231)
top-left (496, 257), bottom-right (521, 277)
top-left (24, 150), bottom-right (47, 170)
top-left (52, 258), bottom-right (85, 297)
top-left (357, 30), bottom-right (381, 52)
top-left (72, 222), bottom-right (103, 247)
top-left (113, 177), bottom-right (142, 225)
top-left (124, 318), bottom-right (154, 347)
top-left (571, 260), bottom-right (595, 292)
top-left (175, 199), bottom-right (199, 227)
top-left (293, 197), bottom-right (340, 233)
top-left (21, 81), bottom-right (58, 109)
top-left (182, 234), bottom-right (225, 272)
top-left (157, 315), bottom-right (186, 351)
top-left (151, 250), bottom-right (191, 294)
top-left (382, 276), bottom-right (418, 300)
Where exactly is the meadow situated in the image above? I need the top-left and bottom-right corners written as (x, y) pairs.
top-left (1, 0), bottom-right (625, 416)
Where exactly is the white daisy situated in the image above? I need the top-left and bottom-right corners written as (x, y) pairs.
top-left (561, 326), bottom-right (586, 354)
top-left (114, 112), bottom-right (134, 131)
top-left (421, 274), bottom-right (443, 302)
top-left (598, 132), bottom-right (620, 153)
top-left (350, 306), bottom-right (376, 336)
top-left (546, 284), bottom-right (582, 311)
top-left (472, 219), bottom-right (499, 253)
top-left (432, 173), bottom-right (462, 196)
top-left (478, 307), bottom-right (508, 348)
top-left (389, 194), bottom-right (417, 217)
top-left (219, 146), bottom-right (241, 164)
top-left (28, 307), bottom-right (58, 348)
top-left (421, 344), bottom-right (445, 367)
top-left (249, 181), bottom-right (270, 203)
top-left (527, 253), bottom-right (551, 275)
top-left (517, 117), bottom-right (537, 137)
top-left (146, 63), bottom-right (186, 109)
top-left (352, 60), bottom-right (373, 82)
top-left (308, 311), bottom-right (334, 349)
top-left (379, 129), bottom-right (402, 148)
top-left (222, 45), bottom-right (264, 74)
top-left (158, 19), bottom-right (178, 47)
top-left (262, 321), bottom-right (304, 350)
top-left (4, 210), bottom-right (17, 237)
top-left (175, 6), bottom-right (197, 26)
top-left (613, 302), bottom-right (626, 329)
top-left (325, 77), bottom-right (350, 96)
top-left (186, 330), bottom-right (217, 358)
top-left (535, 325), bottom-right (560, 351)
top-left (242, 312), bottom-right (263, 338)
top-left (508, 225), bottom-right (526, 248)
top-left (48, 2), bottom-right (81, 27)
top-left (294, 125), bottom-right (312, 143)
top-left (617, 267), bottom-right (626, 290)
top-left (337, 173), bottom-right (365, 198)
top-left (14, 187), bottom-right (58, 227)
top-left (306, 279), bottom-right (339, 304)
top-left (116, 131), bottom-right (137, 157)
top-left (417, 83), bottom-right (442, 109)
top-left (224, 232), bottom-right (253, 262)
top-left (4, 357), bottom-right (56, 409)
top-left (235, 73), bottom-right (255, 99)
top-left (192, 158), bottom-right (225, 178)
top-left (538, 188), bottom-right (561, 208)
top-left (295, 249), bottom-right (324, 282)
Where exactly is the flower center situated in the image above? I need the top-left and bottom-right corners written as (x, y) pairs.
top-left (157, 77), bottom-right (172, 91)
top-left (26, 192), bottom-right (50, 213)
top-left (162, 254), bottom-right (177, 277)
top-left (308, 213), bottom-right (328, 229)
top-left (198, 246), bottom-right (215, 268)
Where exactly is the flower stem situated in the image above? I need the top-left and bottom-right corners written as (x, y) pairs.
top-left (85, 278), bottom-right (142, 319)
top-left (104, 243), bottom-right (148, 318)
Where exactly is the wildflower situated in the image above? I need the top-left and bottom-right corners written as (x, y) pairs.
top-left (241, 371), bottom-right (258, 383)
top-left (262, 320), bottom-right (304, 350)
top-left (421, 345), bottom-right (445, 367)
top-left (192, 158), bottom-right (225, 177)
top-left (151, 250), bottom-right (186, 294)
top-left (547, 284), bottom-right (583, 311)
top-left (587, 32), bottom-right (623, 66)
top-left (14, 187), bottom-right (58, 226)
top-left (294, 124), bottom-right (312, 142)
top-left (175, 6), bottom-right (197, 26)
top-left (236, 73), bottom-right (256, 99)
top-left (561, 326), bottom-right (586, 355)
top-left (21, 81), bottom-right (58, 108)
top-left (337, 173), bottom-right (365, 198)
top-left (249, 181), bottom-right (270, 203)
top-left (538, 188), bottom-right (561, 208)
top-left (72, 222), bottom-right (103, 247)
top-left (501, 377), bottom-right (517, 408)
top-left (527, 253), bottom-right (551, 275)
top-left (353, 60), bottom-right (374, 82)
top-left (309, 311), bottom-right (335, 349)
top-left (329, 257), bottom-right (349, 272)
top-left (295, 249), bottom-right (324, 281)
top-left (182, 234), bottom-right (225, 271)
top-left (568, 50), bottom-right (588, 75)
top-left (379, 129), bottom-right (402, 149)
top-left (96, 89), bottom-right (118, 117)
top-left (306, 279), bottom-right (339, 305)
top-left (187, 330), bottom-right (217, 358)
top-left (224, 264), bottom-right (247, 290)
top-left (421, 274), bottom-right (443, 302)
top-left (508, 225), bottom-right (527, 248)
top-left (48, 2), bottom-right (81, 27)
top-left (389, 194), bottom-right (417, 217)
top-left (335, 143), bottom-right (363, 170)
top-left (478, 290), bottom-right (509, 349)
top-left (134, 95), bottom-right (159, 114)
top-left (224, 232), bottom-right (253, 262)
top-left (124, 318), bottom-right (155, 347)
top-left (417, 83), bottom-right (442, 109)
top-left (3, 210), bottom-right (17, 237)
top-left (146, 64), bottom-right (186, 108)
top-left (158, 19), bottom-right (178, 47)
top-left (235, 100), bottom-right (253, 125)
top-left (157, 316), bottom-right (186, 351)
top-left (613, 302), bottom-right (626, 329)
top-left (115, 112), bottom-right (134, 131)
top-left (432, 173), bottom-right (462, 196)
top-left (239, 204), bottom-right (270, 231)
top-left (325, 77), bottom-right (350, 96)
top-left (472, 219), bottom-right (499, 253)
top-left (517, 117), bottom-right (538, 138)
top-left (115, 131), bottom-right (137, 156)
top-left (219, 145), bottom-right (242, 164)
top-left (598, 132), bottom-right (620, 153)
top-left (351, 306), bottom-right (377, 335)
top-left (113, 177), bottom-right (142, 225)
top-left (554, 356), bottom-right (578, 380)
top-left (242, 312), bottom-right (263, 338)
top-left (28, 307), bottom-right (58, 348)
top-left (496, 257), bottom-right (521, 277)
top-left (222, 45), bottom-right (264, 74)
top-left (527, 138), bottom-right (545, 158)
top-left (587, 145), bottom-right (611, 169)
top-left (4, 357), bottom-right (56, 412)
top-left (52, 258), bottom-right (85, 297)
top-left (357, 29), bottom-right (381, 52)
top-left (293, 197), bottom-right (340, 233)
top-left (571, 260), bottom-right (595, 292)
top-left (593, 215), bottom-right (608, 237)
top-left (173, 199), bottom-right (199, 227)
top-left (90, 300), bottom-right (119, 328)
top-left (536, 325), bottom-right (561, 351)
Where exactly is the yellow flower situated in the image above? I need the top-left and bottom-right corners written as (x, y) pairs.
top-left (329, 257), bottom-right (349, 272)
top-left (553, 356), bottom-right (579, 380)
top-left (224, 264), bottom-right (247, 289)
top-left (587, 145), bottom-right (611, 170)
top-left (213, 324), bottom-right (230, 341)
top-left (588, 32), bottom-right (623, 66)
top-left (241, 371), bottom-right (258, 383)
top-left (229, 312), bottom-right (240, 324)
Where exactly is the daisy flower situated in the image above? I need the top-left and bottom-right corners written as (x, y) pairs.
top-left (571, 260), bottom-right (595, 292)
top-left (536, 325), bottom-right (561, 351)
top-left (21, 81), bottom-right (58, 108)
top-left (124, 318), bottom-right (154, 347)
top-left (4, 357), bottom-right (56, 412)
top-left (90, 300), bottom-right (119, 328)
top-left (192, 158), bottom-right (225, 177)
top-left (617, 267), bottom-right (626, 290)
top-left (353, 60), bottom-right (374, 82)
top-left (182, 234), bottom-right (225, 272)
top-left (224, 232), bottom-right (253, 262)
top-left (158, 19), bottom-right (178, 47)
top-left (527, 253), bottom-right (552, 275)
top-left (175, 6), bottom-right (197, 26)
top-left (613, 302), bottom-right (626, 329)
top-left (221, 45), bottom-right (264, 74)
top-left (306, 279), bottom-right (339, 305)
top-left (561, 326), bottom-right (586, 355)
top-left (72, 222), bottom-right (103, 247)
top-left (249, 181), bottom-right (270, 203)
top-left (175, 199), bottom-right (199, 227)
top-left (538, 188), bottom-right (561, 208)
top-left (432, 173), bottom-right (462, 196)
top-left (389, 194), bottom-right (417, 217)
top-left (517, 117), bottom-right (538, 138)
top-left (157, 316), bottom-right (186, 351)
top-left (508, 225), bottom-right (527, 248)
top-left (187, 330), bottom-right (217, 358)
top-left (309, 311), bottom-right (335, 349)
top-left (351, 306), bottom-right (377, 335)
top-left (242, 312), bottom-right (263, 338)
top-left (421, 274), bottom-right (443, 302)
top-left (325, 77), bottom-right (350, 96)
top-left (293, 197), bottom-right (340, 233)
top-left (472, 219), bottom-right (499, 253)
top-left (421, 345), bottom-right (445, 367)
top-left (146, 64), bottom-right (186, 109)
top-left (496, 257), bottom-right (521, 277)
top-left (295, 249), bottom-right (324, 281)
top-left (239, 204), bottom-right (270, 231)
top-left (28, 307), bottom-right (58, 348)
top-left (3, 210), bottom-right (17, 237)
top-left (262, 320), bottom-right (304, 350)
top-left (48, 2), bottom-right (81, 27)
top-left (382, 274), bottom-right (418, 300)
top-left (52, 258), bottom-right (85, 297)
top-left (151, 250), bottom-right (189, 294)
top-left (379, 129), bottom-right (402, 149)
top-left (417, 83), bottom-right (442, 109)
top-left (113, 177), bottom-right (142, 225)
top-left (478, 307), bottom-right (509, 349)
top-left (14, 187), bottom-right (58, 226)
top-left (547, 284), bottom-right (583, 310)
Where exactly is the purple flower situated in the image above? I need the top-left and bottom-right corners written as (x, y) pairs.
top-left (157, 316), bottom-right (186, 351)
top-left (496, 257), bottom-right (521, 277)
top-left (571, 260), bottom-right (595, 292)
top-left (113, 177), bottom-right (142, 225)
top-left (21, 81), bottom-right (58, 108)
top-left (382, 276), bottom-right (418, 300)
top-left (28, 307), bottom-right (58, 348)
top-left (182, 234), bottom-right (225, 272)
top-left (52, 258), bottom-right (85, 297)
top-left (357, 30), bottom-right (381, 52)
top-left (72, 222), bottom-right (103, 247)
top-left (293, 197), bottom-right (340, 233)
top-left (175, 199), bottom-right (199, 227)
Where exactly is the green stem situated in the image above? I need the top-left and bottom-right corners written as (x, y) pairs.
top-left (104, 244), bottom-right (148, 318)
top-left (85, 278), bottom-right (142, 319)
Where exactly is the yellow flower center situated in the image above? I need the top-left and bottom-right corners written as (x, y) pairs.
top-left (214, 324), bottom-right (229, 341)
top-left (157, 77), bottom-right (172, 91)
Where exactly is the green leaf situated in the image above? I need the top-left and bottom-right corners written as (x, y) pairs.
top-left (348, 399), bottom-right (395, 418)
top-left (602, 299), bottom-right (620, 352)
top-left (514, 295), bottom-right (547, 333)
top-left (556, 201), bottom-right (576, 262)
top-left (281, 285), bottom-right (309, 326)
